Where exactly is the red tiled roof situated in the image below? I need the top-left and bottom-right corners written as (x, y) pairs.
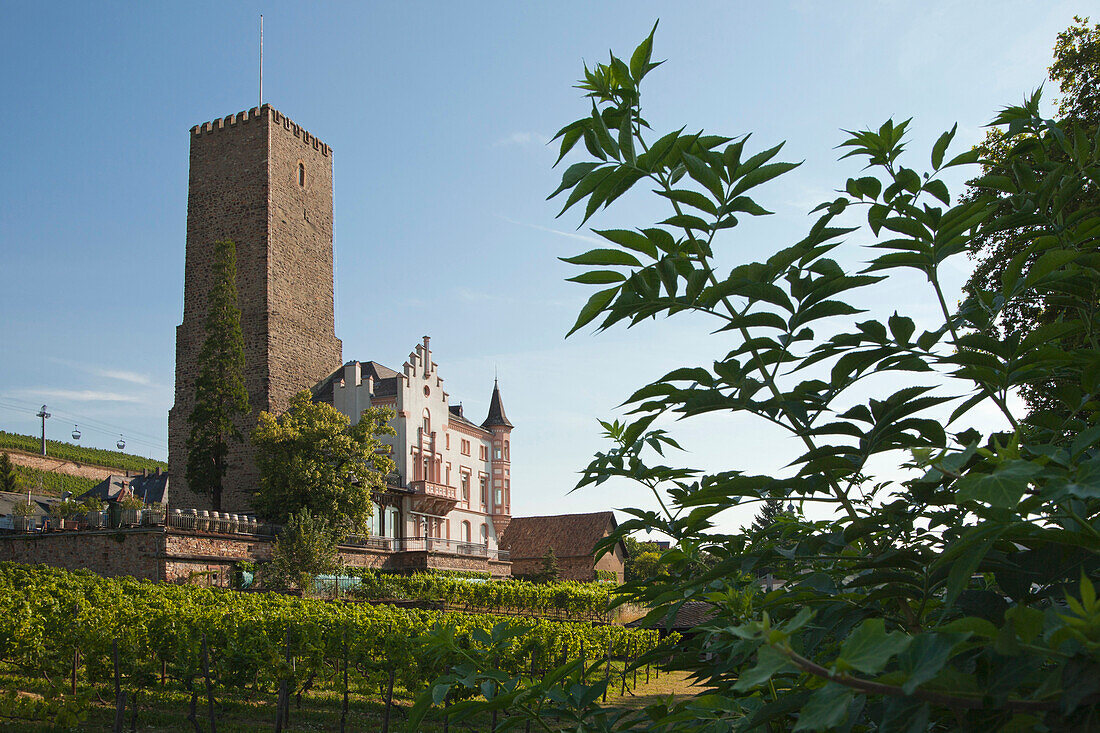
top-left (500, 511), bottom-right (622, 560)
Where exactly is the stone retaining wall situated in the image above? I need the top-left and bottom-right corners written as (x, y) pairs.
top-left (0, 528), bottom-right (511, 586)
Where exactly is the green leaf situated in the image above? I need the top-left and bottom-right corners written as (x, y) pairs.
top-left (681, 153), bottom-right (725, 200)
top-left (560, 248), bottom-right (642, 268)
top-left (955, 460), bottom-right (1042, 508)
top-left (565, 287), bottom-right (619, 337)
top-left (732, 644), bottom-right (794, 691)
top-left (836, 618), bottom-right (911, 675)
top-left (725, 196), bottom-right (773, 216)
top-left (888, 313), bottom-right (915, 345)
top-left (629, 21), bottom-right (657, 81)
top-left (657, 189), bottom-right (719, 216)
top-left (898, 633), bottom-right (968, 694)
top-left (618, 109), bottom-right (635, 162)
top-left (730, 161), bottom-right (801, 197)
top-left (548, 161), bottom-right (603, 200)
top-left (594, 229), bottom-right (658, 259)
top-left (1005, 606), bottom-right (1043, 644)
top-left (565, 270), bottom-right (627, 285)
top-left (931, 124), bottom-right (957, 169)
top-left (792, 683), bottom-right (853, 731)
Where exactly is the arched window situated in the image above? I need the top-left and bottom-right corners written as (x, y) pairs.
top-left (461, 521), bottom-right (471, 543)
top-left (480, 523), bottom-right (488, 545)
top-left (504, 441), bottom-right (509, 460)
top-left (298, 162), bottom-right (306, 187)
top-left (423, 409), bottom-right (431, 435)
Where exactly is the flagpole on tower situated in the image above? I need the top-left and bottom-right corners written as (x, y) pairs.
top-left (259, 14), bottom-right (264, 107)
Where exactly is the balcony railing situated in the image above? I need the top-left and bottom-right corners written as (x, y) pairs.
top-left (408, 480), bottom-right (457, 500)
top-left (341, 535), bottom-right (508, 561)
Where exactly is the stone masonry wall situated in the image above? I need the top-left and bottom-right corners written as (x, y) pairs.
top-left (0, 530), bottom-right (165, 581)
top-left (169, 105), bottom-right (342, 513)
top-left (0, 529), bottom-right (511, 585)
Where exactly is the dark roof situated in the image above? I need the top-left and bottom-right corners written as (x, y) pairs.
top-left (626, 601), bottom-right (717, 631)
top-left (78, 472), bottom-right (168, 504)
top-left (449, 408), bottom-right (490, 434)
top-left (0, 491), bottom-right (54, 517)
top-left (500, 511), bottom-right (623, 560)
top-left (312, 361), bottom-right (402, 404)
top-left (128, 472), bottom-right (169, 504)
top-left (79, 475), bottom-right (131, 502)
top-left (482, 381), bottom-right (512, 429)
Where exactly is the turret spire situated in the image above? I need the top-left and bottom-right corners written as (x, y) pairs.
top-left (482, 379), bottom-right (513, 429)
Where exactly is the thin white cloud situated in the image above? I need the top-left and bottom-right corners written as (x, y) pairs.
top-left (493, 131), bottom-right (549, 147)
top-left (96, 369), bottom-right (152, 386)
top-left (497, 215), bottom-right (602, 245)
top-left (11, 388), bottom-right (143, 403)
top-left (46, 357), bottom-right (153, 386)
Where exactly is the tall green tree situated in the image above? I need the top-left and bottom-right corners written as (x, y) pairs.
top-left (251, 391), bottom-right (396, 532)
top-left (965, 17), bottom-right (1100, 424)
top-left (0, 453), bottom-right (19, 493)
top-left (186, 239), bottom-right (250, 512)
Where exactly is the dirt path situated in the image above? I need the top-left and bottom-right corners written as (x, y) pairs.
top-left (608, 669), bottom-right (706, 709)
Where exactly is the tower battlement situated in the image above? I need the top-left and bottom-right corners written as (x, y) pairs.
top-left (189, 105), bottom-right (331, 157)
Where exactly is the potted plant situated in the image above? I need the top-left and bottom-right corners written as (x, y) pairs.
top-left (142, 502), bottom-right (166, 526)
top-left (117, 495), bottom-right (145, 526)
top-left (48, 498), bottom-right (80, 529)
top-left (11, 500), bottom-right (37, 532)
top-left (83, 497), bottom-right (106, 527)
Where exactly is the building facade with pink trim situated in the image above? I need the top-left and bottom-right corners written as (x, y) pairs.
top-left (314, 336), bottom-right (513, 558)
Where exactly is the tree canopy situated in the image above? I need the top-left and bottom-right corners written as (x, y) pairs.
top-left (964, 17), bottom-right (1100, 424)
top-left (251, 391), bottom-right (396, 532)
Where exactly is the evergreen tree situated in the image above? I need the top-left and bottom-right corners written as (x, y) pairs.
top-left (747, 498), bottom-right (792, 535)
top-left (186, 239), bottom-right (250, 511)
top-left (0, 453), bottom-right (19, 493)
top-left (539, 546), bottom-right (560, 583)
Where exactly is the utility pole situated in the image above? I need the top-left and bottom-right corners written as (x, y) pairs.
top-left (36, 405), bottom-right (51, 456)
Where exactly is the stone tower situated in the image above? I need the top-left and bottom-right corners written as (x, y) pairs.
top-left (168, 105), bottom-right (343, 512)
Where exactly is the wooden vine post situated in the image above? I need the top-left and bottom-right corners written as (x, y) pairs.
top-left (602, 632), bottom-right (612, 703)
top-left (340, 631), bottom-right (349, 733)
top-left (112, 639), bottom-right (126, 733)
top-left (201, 634), bottom-right (217, 733)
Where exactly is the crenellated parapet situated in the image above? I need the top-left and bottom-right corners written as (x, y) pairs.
top-left (189, 104), bottom-right (331, 157)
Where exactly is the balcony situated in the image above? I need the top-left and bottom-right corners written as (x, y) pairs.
top-left (408, 480), bottom-right (459, 515)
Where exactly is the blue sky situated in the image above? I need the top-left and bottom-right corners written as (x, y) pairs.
top-left (0, 2), bottom-right (1084, 530)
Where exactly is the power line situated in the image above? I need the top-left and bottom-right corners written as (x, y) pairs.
top-left (0, 399), bottom-right (168, 452)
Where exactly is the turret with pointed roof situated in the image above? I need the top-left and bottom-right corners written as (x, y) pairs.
top-left (482, 379), bottom-right (513, 429)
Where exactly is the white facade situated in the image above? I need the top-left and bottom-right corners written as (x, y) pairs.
top-left (324, 337), bottom-right (512, 553)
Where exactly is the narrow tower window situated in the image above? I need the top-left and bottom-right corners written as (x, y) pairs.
top-left (298, 162), bottom-right (306, 187)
